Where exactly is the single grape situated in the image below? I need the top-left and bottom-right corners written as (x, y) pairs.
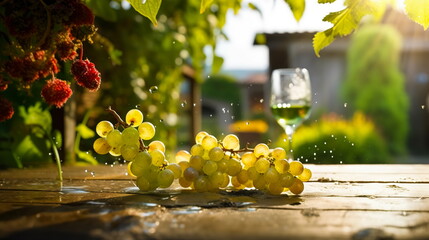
top-left (122, 127), bottom-right (140, 145)
top-left (201, 135), bottom-right (218, 151)
top-left (195, 131), bottom-right (209, 144)
top-left (106, 129), bottom-right (122, 148)
top-left (271, 147), bottom-right (286, 160)
top-left (93, 138), bottom-right (111, 155)
top-left (179, 177), bottom-right (192, 188)
top-left (190, 144), bottom-right (204, 156)
top-left (247, 166), bottom-right (260, 180)
top-left (279, 172), bottom-right (295, 187)
top-left (127, 162), bottom-right (136, 177)
top-left (237, 169), bottom-right (249, 184)
top-left (202, 160), bottom-right (218, 175)
top-left (96, 121), bottom-right (114, 137)
top-left (254, 143), bottom-right (270, 158)
top-left (209, 171), bottom-right (224, 188)
top-left (109, 145), bottom-right (122, 156)
top-left (208, 147), bottom-right (224, 161)
top-left (289, 178), bottom-right (304, 194)
top-left (189, 155), bottom-right (204, 171)
top-left (175, 150), bottom-right (191, 162)
top-left (150, 149), bottom-right (166, 166)
top-left (138, 122), bottom-right (155, 140)
top-left (157, 169), bottom-right (175, 188)
top-left (194, 175), bottom-right (209, 192)
top-left (241, 152), bottom-right (257, 168)
top-left (183, 167), bottom-right (199, 182)
top-left (121, 144), bottom-right (139, 161)
top-left (298, 168), bottom-right (312, 182)
top-left (136, 176), bottom-right (151, 191)
top-left (253, 175), bottom-right (267, 190)
top-left (231, 176), bottom-right (244, 189)
top-left (148, 140), bottom-right (166, 153)
top-left (130, 151), bottom-right (152, 176)
top-left (254, 158), bottom-right (270, 173)
top-left (289, 161), bottom-right (304, 176)
top-left (220, 173), bottom-right (230, 188)
top-left (126, 109), bottom-right (144, 127)
top-left (178, 161), bottom-right (190, 171)
top-left (264, 167), bottom-right (280, 184)
top-left (216, 159), bottom-right (228, 172)
top-left (225, 158), bottom-right (242, 176)
top-left (222, 134), bottom-right (240, 150)
top-left (274, 159), bottom-right (290, 174)
top-left (166, 163), bottom-right (182, 179)
top-left (268, 182), bottom-right (284, 195)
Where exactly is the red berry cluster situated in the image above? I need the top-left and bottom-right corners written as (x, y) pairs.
top-left (0, 0), bottom-right (100, 121)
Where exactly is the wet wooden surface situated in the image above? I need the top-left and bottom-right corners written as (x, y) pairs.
top-left (0, 164), bottom-right (428, 240)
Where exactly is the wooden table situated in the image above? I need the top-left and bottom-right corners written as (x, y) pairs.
top-left (0, 164), bottom-right (428, 239)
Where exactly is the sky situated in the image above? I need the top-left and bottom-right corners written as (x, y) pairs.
top-left (215, 0), bottom-right (346, 71)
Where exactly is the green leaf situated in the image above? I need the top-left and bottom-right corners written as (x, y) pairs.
top-left (76, 124), bottom-right (95, 139)
top-left (200, 0), bottom-right (214, 14)
top-left (313, 29), bottom-right (334, 57)
top-left (19, 102), bottom-right (52, 133)
top-left (284, 0), bottom-right (305, 21)
top-left (404, 0), bottom-right (429, 30)
top-left (318, 0), bottom-right (337, 3)
top-left (85, 0), bottom-right (117, 22)
top-left (211, 55), bottom-right (224, 74)
top-left (127, 0), bottom-right (162, 25)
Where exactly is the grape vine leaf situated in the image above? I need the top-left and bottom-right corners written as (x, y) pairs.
top-left (284, 0), bottom-right (305, 21)
top-left (127, 0), bottom-right (162, 25)
top-left (313, 0), bottom-right (387, 57)
top-left (404, 0), bottom-right (429, 30)
top-left (200, 0), bottom-right (214, 14)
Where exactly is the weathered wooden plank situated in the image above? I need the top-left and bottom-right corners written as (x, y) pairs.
top-left (0, 204), bottom-right (427, 240)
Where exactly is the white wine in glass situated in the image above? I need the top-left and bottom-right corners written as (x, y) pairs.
top-left (270, 68), bottom-right (312, 160)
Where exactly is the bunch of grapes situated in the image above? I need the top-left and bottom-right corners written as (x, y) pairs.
top-left (0, 0), bottom-right (100, 122)
top-left (94, 107), bottom-right (312, 195)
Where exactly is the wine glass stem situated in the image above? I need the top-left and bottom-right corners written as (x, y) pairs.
top-left (285, 125), bottom-right (295, 160)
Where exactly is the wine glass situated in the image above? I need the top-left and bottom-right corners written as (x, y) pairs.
top-left (270, 68), bottom-right (312, 160)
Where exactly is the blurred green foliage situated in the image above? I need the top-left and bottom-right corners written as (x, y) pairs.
top-left (342, 24), bottom-right (409, 155)
top-left (278, 112), bottom-right (390, 164)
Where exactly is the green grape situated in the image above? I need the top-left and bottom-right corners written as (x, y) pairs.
top-left (254, 158), bottom-right (270, 173)
top-left (106, 129), bottom-right (123, 148)
top-left (121, 144), bottom-right (139, 161)
top-left (216, 159), bottom-right (228, 172)
top-left (225, 158), bottom-right (242, 176)
top-left (268, 182), bottom-right (284, 195)
top-left (127, 162), bottom-right (136, 177)
top-left (208, 147), bottom-right (224, 161)
top-left (209, 171), bottom-right (224, 188)
top-left (179, 177), bottom-right (192, 188)
top-left (279, 172), bottom-right (295, 187)
top-left (190, 144), bottom-right (204, 156)
top-left (166, 163), bottom-right (182, 179)
top-left (93, 138), bottom-right (112, 155)
top-left (298, 168), bottom-right (312, 182)
top-left (241, 152), bottom-right (257, 168)
top-left (138, 122), bottom-right (156, 140)
top-left (96, 121), bottom-right (114, 138)
top-left (253, 175), bottom-right (267, 190)
top-left (189, 155), bottom-right (204, 171)
top-left (201, 135), bottom-right (218, 151)
top-left (289, 178), bottom-right (304, 194)
top-left (130, 151), bottom-right (152, 176)
top-left (254, 143), bottom-right (270, 158)
top-left (122, 127), bottom-right (140, 145)
top-left (247, 166), bottom-right (259, 180)
top-left (183, 167), bottom-right (199, 182)
top-left (195, 131), bottom-right (209, 144)
top-left (264, 167), bottom-right (280, 184)
top-left (150, 149), bottom-right (166, 166)
top-left (126, 109), bottom-right (144, 127)
top-left (274, 159), bottom-right (290, 174)
top-left (289, 161), bottom-right (304, 176)
top-left (222, 134), bottom-right (240, 150)
top-left (220, 173), bottom-right (230, 188)
top-left (237, 169), bottom-right (249, 184)
top-left (157, 169), bottom-right (175, 188)
top-left (178, 161), bottom-right (190, 171)
top-left (175, 150), bottom-right (191, 162)
top-left (231, 176), bottom-right (244, 189)
top-left (148, 140), bottom-right (166, 153)
top-left (271, 147), bottom-right (286, 160)
top-left (136, 176), bottom-right (151, 191)
top-left (109, 145), bottom-right (122, 156)
top-left (202, 160), bottom-right (218, 175)
top-left (194, 175), bottom-right (209, 192)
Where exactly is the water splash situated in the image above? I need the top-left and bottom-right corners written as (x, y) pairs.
top-left (149, 86), bottom-right (158, 93)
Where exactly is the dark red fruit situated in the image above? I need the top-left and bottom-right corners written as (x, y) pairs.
top-left (71, 59), bottom-right (101, 91)
top-left (0, 97), bottom-right (14, 122)
top-left (41, 78), bottom-right (73, 108)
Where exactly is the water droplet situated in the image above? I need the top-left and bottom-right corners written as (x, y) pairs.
top-left (222, 108), bottom-right (226, 113)
top-left (259, 99), bottom-right (264, 103)
top-left (340, 161), bottom-right (343, 164)
top-left (193, 103), bottom-right (196, 107)
top-left (48, 152), bottom-right (52, 156)
top-left (90, 171), bottom-right (95, 177)
top-left (344, 103), bottom-right (348, 107)
top-left (84, 169), bottom-right (88, 173)
top-left (230, 103), bottom-right (234, 106)
top-left (231, 116), bottom-right (235, 120)
top-left (141, 0), bottom-right (147, 4)
top-left (422, 105), bottom-right (426, 109)
top-left (149, 86), bottom-right (158, 93)
top-left (246, 122), bottom-right (249, 125)
top-left (172, 41), bottom-right (176, 44)
top-left (207, 75), bottom-right (211, 79)
top-left (351, 143), bottom-right (354, 146)
top-left (180, 101), bottom-right (187, 107)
